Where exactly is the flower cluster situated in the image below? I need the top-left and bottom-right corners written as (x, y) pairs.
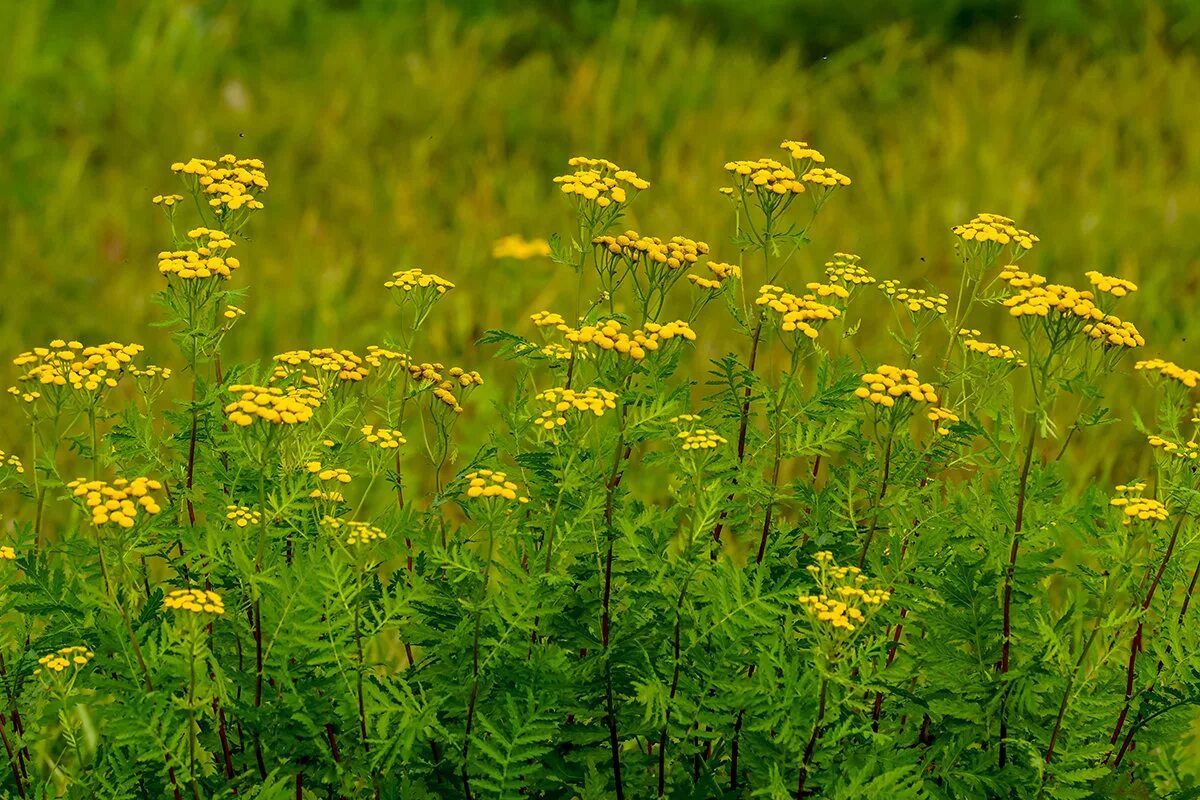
top-left (324, 517), bottom-right (388, 546)
top-left (465, 470), bottom-right (529, 503)
top-left (688, 261), bottom-right (741, 290)
top-left (592, 231), bottom-right (710, 271)
top-left (1134, 358), bottom-right (1200, 389)
top-left (308, 461), bottom-right (352, 484)
top-left (825, 253), bottom-right (874, 286)
top-left (406, 362), bottom-right (484, 413)
top-left (879, 281), bottom-right (949, 315)
top-left (13, 341), bottom-right (145, 394)
top-left (172, 155), bottom-right (268, 216)
top-left (1084, 315), bottom-right (1145, 349)
top-left (554, 157), bottom-right (648, 207)
top-left (756, 285), bottom-right (841, 338)
top-left (0, 545), bottom-right (14, 560)
top-left (493, 235), bottom-right (551, 260)
top-left (952, 213), bottom-right (1039, 251)
top-left (272, 349), bottom-right (370, 385)
top-left (0, 450), bottom-right (24, 475)
top-left (361, 425), bottom-right (405, 449)
top-left (1003, 283), bottom-right (1102, 320)
top-left (960, 330), bottom-right (1023, 362)
top-left (722, 159), bottom-right (806, 195)
top-left (35, 646), bottom-right (94, 675)
top-left (157, 228), bottom-right (239, 280)
top-left (385, 268), bottom-right (455, 295)
top-left (677, 429), bottom-right (727, 451)
top-left (533, 387), bottom-right (618, 430)
top-left (797, 551), bottom-right (890, 633)
top-left (801, 167), bottom-right (852, 188)
top-left (927, 407), bottom-right (961, 435)
top-left (1109, 484), bottom-right (1169, 525)
top-left (68, 477), bottom-right (163, 528)
top-left (164, 588), bottom-right (226, 616)
top-left (1086, 271), bottom-right (1137, 297)
top-left (152, 193), bottom-right (183, 208)
top-left (1147, 434), bottom-right (1199, 459)
top-left (223, 384), bottom-right (322, 427)
top-left (854, 366), bottom-right (939, 408)
top-left (997, 268), bottom-right (1046, 289)
top-left (563, 319), bottom-right (697, 361)
top-left (780, 140), bottom-right (826, 163)
top-left (225, 505), bottom-right (262, 529)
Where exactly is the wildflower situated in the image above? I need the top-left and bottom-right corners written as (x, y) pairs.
top-left (310, 489), bottom-right (346, 503)
top-left (223, 384), bottom-right (322, 427)
top-left (35, 646), bottom-right (95, 675)
top-left (172, 155), bottom-right (268, 217)
top-left (593, 231), bottom-right (710, 270)
top-left (926, 407), bottom-right (960, 435)
top-left (157, 228), bottom-right (240, 280)
top-left (1109, 485), bottom-right (1169, 525)
top-left (997, 268), bottom-right (1047, 289)
top-left (1003, 283), bottom-right (1102, 320)
top-left (824, 253), bottom-right (874, 286)
top-left (952, 213), bottom-right (1039, 251)
top-left (384, 268), bottom-right (455, 295)
top-left (493, 235), bottom-right (552, 260)
top-left (272, 348), bottom-right (370, 385)
top-left (1083, 315), bottom-right (1145, 349)
top-left (0, 545), bottom-right (14, 560)
top-left (67, 477), bottom-right (163, 528)
top-left (130, 365), bottom-right (172, 380)
top-left (686, 261), bottom-right (741, 291)
top-left (677, 429), bottom-right (727, 450)
top-left (554, 157), bottom-right (648, 209)
top-left (308, 461), bottom-right (352, 484)
top-left (755, 285), bottom-right (840, 339)
top-left (0, 450), bottom-right (24, 475)
top-left (7, 387), bottom-right (40, 404)
top-left (324, 517), bottom-right (388, 546)
top-left (164, 588), bottom-right (226, 616)
top-left (225, 505), bottom-right (262, 528)
top-left (364, 345), bottom-right (407, 369)
top-left (13, 341), bottom-right (145, 395)
top-left (1134, 359), bottom-right (1200, 389)
top-left (801, 167), bottom-right (851, 188)
top-left (854, 366), bottom-right (938, 408)
top-left (464, 469), bottom-right (529, 503)
top-left (224, 305), bottom-right (247, 321)
top-left (780, 140), bottom-right (826, 164)
top-left (797, 552), bottom-right (889, 634)
top-left (1148, 434), bottom-right (1199, 460)
top-left (1086, 271), bottom-right (1137, 297)
top-left (562, 318), bottom-right (697, 361)
top-left (361, 425), bottom-right (405, 449)
top-left (878, 281), bottom-right (949, 315)
top-left (152, 194), bottom-right (184, 207)
top-left (960, 333), bottom-right (1023, 363)
top-left (406, 362), bottom-right (484, 413)
top-left (533, 387), bottom-right (618, 430)
top-left (723, 158), bottom-right (806, 196)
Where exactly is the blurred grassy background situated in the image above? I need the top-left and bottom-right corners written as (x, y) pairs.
top-left (3, 0), bottom-right (1200, 473)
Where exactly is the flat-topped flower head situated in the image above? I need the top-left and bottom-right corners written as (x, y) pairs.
top-left (224, 305), bottom-right (247, 322)
top-left (493, 235), bottom-right (552, 260)
top-left (801, 167), bottom-right (851, 188)
top-left (953, 212), bottom-right (1039, 256)
top-left (13, 340), bottom-right (145, 396)
top-left (68, 476), bottom-right (163, 529)
top-left (687, 261), bottom-right (741, 290)
top-left (272, 348), bottom-right (370, 386)
top-left (0, 545), bottom-right (15, 560)
top-left (171, 155), bottom-right (267, 219)
top-left (324, 516), bottom-right (388, 546)
top-left (562, 318), bottom-right (697, 361)
top-left (533, 387), bottom-right (618, 430)
top-left (1109, 484), bottom-right (1169, 525)
top-left (35, 646), bottom-right (95, 675)
top-left (1083, 315), bottom-right (1144, 349)
top-left (0, 450), bottom-right (24, 475)
top-left (1148, 434), bottom-right (1199, 460)
top-left (677, 429), bottom-right (727, 451)
top-left (360, 425), bottom-right (405, 450)
top-left (1134, 358), bottom-right (1200, 389)
top-left (223, 384), bottom-right (322, 427)
top-left (723, 158), bottom-right (806, 197)
top-left (1003, 283), bottom-right (1102, 320)
top-left (854, 366), bottom-right (938, 408)
top-left (825, 253), bottom-right (874, 286)
top-left (152, 193), bottom-right (184, 208)
top-left (307, 461), bottom-right (352, 484)
top-left (225, 505), bottom-right (262, 528)
top-left (385, 268), bottom-right (455, 295)
top-left (165, 588), bottom-right (225, 616)
top-left (960, 331), bottom-right (1024, 364)
top-left (406, 362), bottom-right (484, 413)
top-left (780, 140), bottom-right (826, 164)
top-left (554, 156), bottom-right (648, 211)
top-left (926, 407), bottom-right (960, 436)
top-left (464, 469), bottom-right (529, 503)
top-left (157, 228), bottom-right (240, 280)
top-left (997, 267), bottom-right (1046, 289)
top-left (878, 281), bottom-right (949, 316)
top-left (756, 285), bottom-right (841, 339)
top-left (1085, 271), bottom-right (1137, 297)
top-left (798, 552), bottom-right (889, 634)
top-left (593, 230), bottom-right (710, 271)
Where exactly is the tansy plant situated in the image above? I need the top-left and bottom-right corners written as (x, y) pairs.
top-left (0, 143), bottom-right (1195, 800)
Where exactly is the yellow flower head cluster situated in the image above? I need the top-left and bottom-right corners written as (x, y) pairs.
top-left (0, 546), bottom-right (15, 560)
top-left (1134, 358), bottom-right (1200, 389)
top-left (164, 588), bottom-right (226, 616)
top-left (997, 268), bottom-right (1047, 289)
top-left (780, 140), bottom-right (826, 163)
top-left (1083, 316), bottom-right (1145, 349)
top-left (361, 425), bottom-right (405, 449)
top-left (324, 517), bottom-right (388, 546)
top-left (365, 345), bottom-right (407, 369)
top-left (307, 461), bottom-right (352, 484)
top-left (224, 305), bottom-right (247, 321)
top-left (688, 261), bottom-right (741, 290)
top-left (798, 551), bottom-right (889, 633)
top-left (592, 230), bottom-right (710, 270)
top-left (465, 469), bottom-right (529, 503)
top-left (130, 365), bottom-right (173, 381)
top-left (854, 366), bottom-right (939, 408)
top-left (0, 450), bottom-right (24, 475)
top-left (825, 253), bottom-right (874, 286)
top-left (959, 330), bottom-right (1023, 362)
top-left (407, 362), bottom-right (484, 413)
top-left (223, 384), bottom-right (322, 427)
top-left (35, 646), bottom-right (94, 675)
top-left (801, 167), bottom-right (852, 188)
top-left (756, 285), bottom-right (841, 339)
top-left (878, 281), bottom-right (949, 315)
top-left (225, 505), bottom-right (262, 528)
top-left (158, 228), bottom-right (239, 280)
top-left (7, 386), bottom-right (40, 404)
top-left (952, 213), bottom-right (1038, 250)
top-left (14, 341), bottom-right (145, 393)
top-left (677, 429), bottom-right (727, 450)
top-left (805, 281), bottom-right (851, 302)
top-left (1148, 434), bottom-right (1199, 459)
top-left (68, 476), bottom-right (163, 528)
top-left (565, 319), bottom-right (697, 360)
top-left (723, 159), bottom-right (806, 195)
top-left (927, 407), bottom-right (960, 435)
top-left (152, 194), bottom-right (184, 207)
top-left (531, 311), bottom-right (569, 331)
top-left (554, 157), bottom-right (648, 207)
top-left (385, 268), bottom-right (455, 295)
top-left (533, 387), bottom-right (618, 430)
top-left (1086, 271), bottom-right (1137, 297)
top-left (1003, 283), bottom-right (1102, 320)
top-left (272, 349), bottom-right (369, 384)
top-left (171, 155), bottom-right (267, 215)
top-left (310, 489), bottom-right (346, 503)
top-left (493, 235), bottom-right (552, 260)
top-left (1109, 484), bottom-right (1168, 525)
